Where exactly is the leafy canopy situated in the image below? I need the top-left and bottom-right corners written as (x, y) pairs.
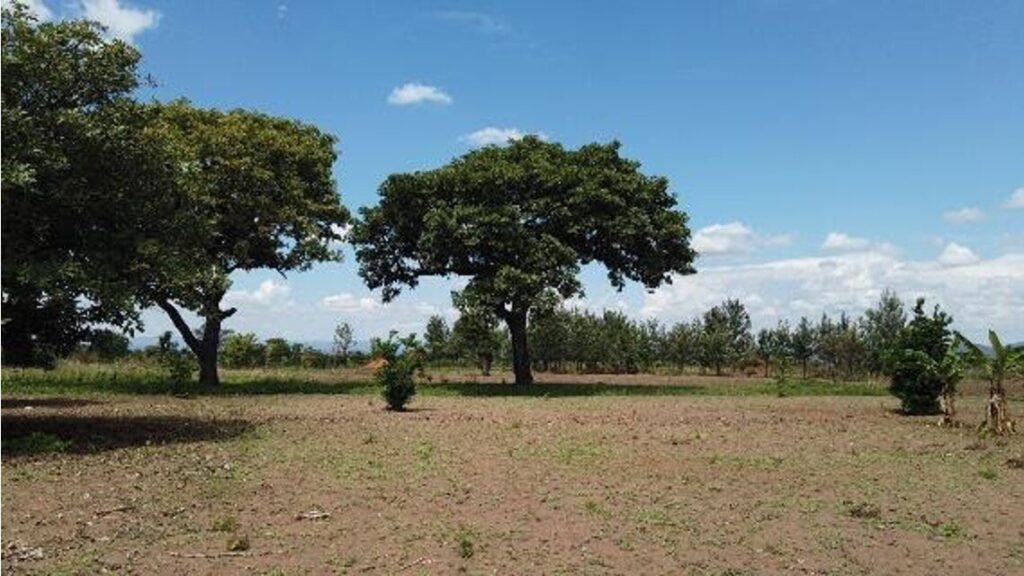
top-left (352, 137), bottom-right (696, 315)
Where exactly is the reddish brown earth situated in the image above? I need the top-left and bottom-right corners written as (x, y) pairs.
top-left (2, 389), bottom-right (1023, 575)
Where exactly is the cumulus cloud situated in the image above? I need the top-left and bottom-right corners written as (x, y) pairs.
top-left (387, 83), bottom-right (452, 106)
top-left (943, 207), bottom-right (984, 224)
top-left (461, 127), bottom-right (547, 147)
top-left (938, 242), bottom-right (980, 267)
top-left (1007, 187), bottom-right (1024, 209)
top-left (691, 222), bottom-right (792, 257)
top-left (80, 0), bottom-right (160, 43)
top-left (693, 222), bottom-right (755, 255)
top-left (224, 279), bottom-right (292, 307)
top-left (642, 250), bottom-right (1024, 340)
top-left (821, 232), bottom-right (870, 251)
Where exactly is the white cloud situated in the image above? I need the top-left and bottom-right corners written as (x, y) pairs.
top-left (321, 292), bottom-right (383, 314)
top-left (1, 1), bottom-right (158, 42)
top-left (943, 207), bottom-right (984, 224)
top-left (821, 232), bottom-right (870, 251)
top-left (642, 250), bottom-right (1024, 340)
top-left (462, 127), bottom-right (547, 147)
top-left (692, 222), bottom-right (792, 257)
top-left (225, 279), bottom-right (292, 307)
top-left (2, 0), bottom-right (54, 20)
top-left (276, 4), bottom-right (286, 19)
top-left (693, 222), bottom-right (755, 255)
top-left (1006, 187), bottom-right (1024, 209)
top-left (80, 0), bottom-right (160, 43)
top-left (387, 83), bottom-right (452, 106)
top-left (938, 242), bottom-right (980, 267)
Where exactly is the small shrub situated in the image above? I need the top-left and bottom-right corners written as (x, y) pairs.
top-left (886, 299), bottom-right (956, 415)
top-left (979, 467), bottom-right (998, 480)
top-left (371, 331), bottom-right (424, 411)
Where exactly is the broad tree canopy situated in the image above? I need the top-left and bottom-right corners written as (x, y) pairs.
top-left (352, 137), bottom-right (696, 384)
top-left (1, 4), bottom-right (175, 365)
top-left (139, 101), bottom-right (351, 386)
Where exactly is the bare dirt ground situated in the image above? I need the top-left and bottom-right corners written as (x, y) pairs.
top-left (2, 388), bottom-right (1023, 575)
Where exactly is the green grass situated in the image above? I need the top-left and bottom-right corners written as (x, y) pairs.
top-left (1, 363), bottom-right (888, 399)
top-left (3, 431), bottom-right (73, 455)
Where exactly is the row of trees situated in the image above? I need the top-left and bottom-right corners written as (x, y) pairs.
top-left (416, 290), bottom-right (909, 381)
top-left (2, 4), bottom-right (697, 389)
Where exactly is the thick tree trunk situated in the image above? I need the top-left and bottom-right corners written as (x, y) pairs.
top-left (196, 317), bottom-right (222, 387)
top-left (157, 298), bottom-right (235, 388)
top-left (507, 310), bottom-right (533, 385)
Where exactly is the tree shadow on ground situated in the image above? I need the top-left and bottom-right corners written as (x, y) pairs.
top-left (1, 414), bottom-right (252, 458)
top-left (1, 397), bottom-right (104, 409)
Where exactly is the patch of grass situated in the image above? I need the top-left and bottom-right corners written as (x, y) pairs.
top-left (212, 514), bottom-right (239, 532)
top-left (979, 467), bottom-right (999, 480)
top-left (3, 431), bottom-right (72, 455)
top-left (2, 364), bottom-right (888, 399)
top-left (581, 499), bottom-right (612, 519)
top-left (454, 526), bottom-right (476, 559)
top-left (843, 500), bottom-right (881, 520)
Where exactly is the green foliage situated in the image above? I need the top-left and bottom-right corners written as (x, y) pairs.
top-left (424, 315), bottom-right (453, 362)
top-left (451, 292), bottom-right (504, 375)
top-left (372, 332), bottom-right (424, 411)
top-left (153, 331), bottom-right (196, 387)
top-left (887, 299), bottom-right (956, 415)
top-left (139, 101), bottom-right (351, 386)
top-left (2, 6), bottom-right (168, 362)
top-left (862, 289), bottom-right (906, 374)
top-left (1, 284), bottom-right (88, 367)
top-left (352, 137), bottom-right (696, 384)
top-left (332, 322), bottom-right (354, 366)
top-left (700, 299), bottom-right (753, 375)
top-left (220, 333), bottom-right (266, 368)
top-left (83, 329), bottom-right (131, 362)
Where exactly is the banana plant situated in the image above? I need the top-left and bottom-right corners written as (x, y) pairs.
top-left (957, 330), bottom-right (1022, 435)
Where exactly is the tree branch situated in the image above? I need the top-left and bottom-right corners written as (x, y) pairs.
top-left (156, 299), bottom-right (201, 355)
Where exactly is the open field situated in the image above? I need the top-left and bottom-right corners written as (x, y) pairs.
top-left (2, 371), bottom-right (1023, 575)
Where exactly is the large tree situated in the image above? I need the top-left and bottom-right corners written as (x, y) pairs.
top-left (138, 101), bottom-right (350, 386)
top-left (352, 137), bottom-right (695, 384)
top-left (2, 3), bottom-right (176, 365)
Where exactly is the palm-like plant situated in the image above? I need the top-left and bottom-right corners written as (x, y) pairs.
top-left (958, 330), bottom-right (1023, 435)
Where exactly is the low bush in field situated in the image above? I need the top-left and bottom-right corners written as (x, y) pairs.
top-left (371, 332), bottom-right (425, 411)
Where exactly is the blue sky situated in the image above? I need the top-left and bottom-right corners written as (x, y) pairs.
top-left (19, 0), bottom-right (1024, 340)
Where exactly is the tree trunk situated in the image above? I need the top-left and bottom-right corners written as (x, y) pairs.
top-left (801, 360), bottom-right (808, 380)
top-left (983, 378), bottom-right (1014, 435)
top-left (506, 309), bottom-right (533, 385)
top-left (196, 317), bottom-right (222, 387)
top-left (478, 352), bottom-right (492, 376)
top-left (157, 298), bottom-right (234, 388)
